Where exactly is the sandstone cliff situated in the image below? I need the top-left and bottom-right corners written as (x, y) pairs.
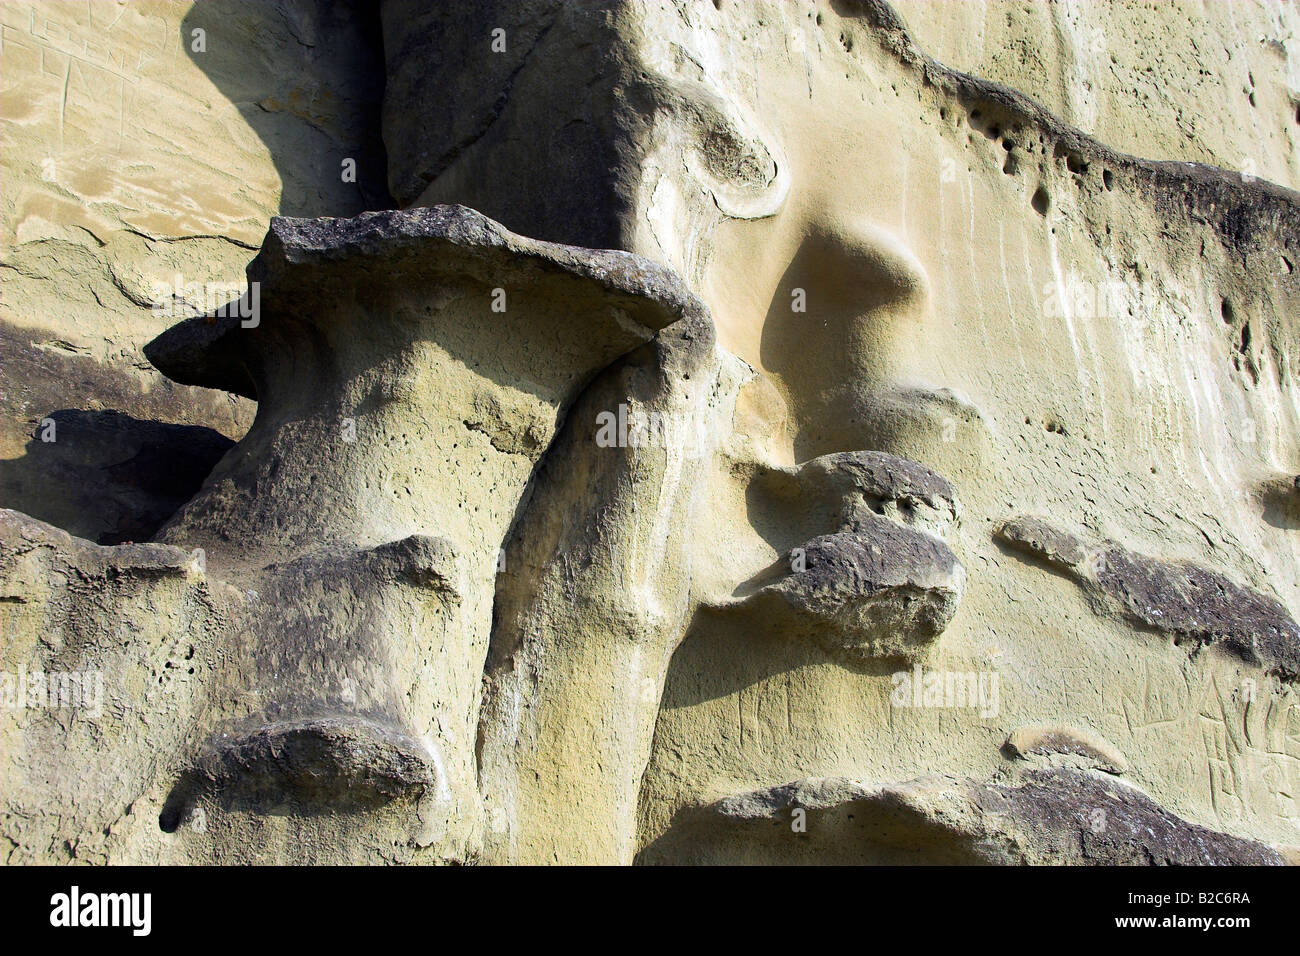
top-left (1, 0), bottom-right (1298, 865)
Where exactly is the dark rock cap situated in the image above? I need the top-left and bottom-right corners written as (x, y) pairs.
top-left (145, 204), bottom-right (708, 400)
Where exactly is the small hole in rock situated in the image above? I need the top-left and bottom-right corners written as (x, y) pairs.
top-left (1031, 186), bottom-right (1050, 216)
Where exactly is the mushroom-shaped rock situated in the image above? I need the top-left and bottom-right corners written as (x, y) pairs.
top-left (138, 205), bottom-right (710, 860)
top-left (146, 204), bottom-right (703, 569)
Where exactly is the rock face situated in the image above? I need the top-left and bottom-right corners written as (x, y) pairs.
top-left (1003, 724), bottom-right (1130, 776)
top-left (997, 515), bottom-right (1300, 681)
top-left (654, 769), bottom-right (1285, 865)
top-left (720, 452), bottom-right (966, 664)
top-left (749, 520), bottom-right (964, 662)
top-left (2, 1), bottom-right (1300, 865)
top-left (0, 0), bottom-right (390, 540)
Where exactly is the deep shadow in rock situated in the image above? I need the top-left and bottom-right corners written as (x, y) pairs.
top-left (180, 0), bottom-right (393, 217)
top-left (1261, 477), bottom-right (1300, 532)
top-left (635, 797), bottom-right (987, 866)
top-left (661, 604), bottom-right (899, 713)
top-left (0, 410), bottom-right (233, 545)
top-left (0, 320), bottom-right (245, 544)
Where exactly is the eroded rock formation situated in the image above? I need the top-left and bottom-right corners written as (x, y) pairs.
top-left (654, 769), bottom-right (1286, 865)
top-left (2, 0), bottom-right (1299, 865)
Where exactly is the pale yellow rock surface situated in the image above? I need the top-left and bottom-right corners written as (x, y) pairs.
top-left (0, 0), bottom-right (388, 539)
top-left (1, 0), bottom-right (1297, 865)
top-left (895, 0), bottom-right (1300, 190)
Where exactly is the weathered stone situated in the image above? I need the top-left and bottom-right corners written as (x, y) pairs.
top-left (703, 450), bottom-right (964, 664)
top-left (970, 770), bottom-right (1286, 866)
top-left (655, 769), bottom-right (1284, 865)
top-left (0, 509), bottom-right (229, 864)
top-left (146, 204), bottom-right (697, 401)
top-left (1004, 724), bottom-right (1129, 775)
top-left (3, 0), bottom-right (1300, 866)
top-left (0, 507), bottom-right (198, 579)
top-left (0, 322), bottom-right (243, 544)
top-left (1260, 473), bottom-right (1300, 531)
top-left (160, 716), bottom-right (439, 832)
top-left (796, 450), bottom-right (960, 536)
top-left (478, 307), bottom-right (720, 865)
top-left (742, 518), bottom-right (965, 663)
top-left (995, 514), bottom-right (1089, 567)
top-left (0, 0), bottom-right (386, 539)
top-left (145, 204), bottom-right (699, 571)
top-left (146, 205), bottom-right (706, 863)
top-left (998, 515), bottom-right (1300, 681)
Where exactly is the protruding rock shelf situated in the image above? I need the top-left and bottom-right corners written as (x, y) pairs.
top-left (644, 769), bottom-right (1285, 865)
top-left (158, 716), bottom-right (440, 831)
top-left (997, 515), bottom-right (1300, 681)
top-left (718, 451), bottom-right (965, 663)
top-left (1003, 724), bottom-right (1130, 775)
